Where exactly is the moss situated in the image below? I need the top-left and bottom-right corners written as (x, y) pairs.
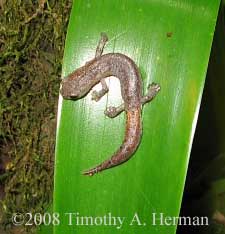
top-left (0, 0), bottom-right (72, 233)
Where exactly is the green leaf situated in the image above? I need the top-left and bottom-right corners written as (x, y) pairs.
top-left (52, 1), bottom-right (220, 234)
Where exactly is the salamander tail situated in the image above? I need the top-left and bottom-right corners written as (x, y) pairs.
top-left (83, 108), bottom-right (142, 176)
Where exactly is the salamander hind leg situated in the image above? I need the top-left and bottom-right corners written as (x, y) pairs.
top-left (141, 82), bottom-right (161, 105)
top-left (104, 103), bottom-right (125, 118)
top-left (91, 78), bottom-right (109, 101)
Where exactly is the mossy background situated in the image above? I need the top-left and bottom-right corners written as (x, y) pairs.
top-left (0, 0), bottom-right (72, 233)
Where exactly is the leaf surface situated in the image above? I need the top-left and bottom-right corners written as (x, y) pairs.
top-left (52, 1), bottom-right (220, 234)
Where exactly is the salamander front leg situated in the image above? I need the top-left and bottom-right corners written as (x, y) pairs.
top-left (91, 79), bottom-right (109, 101)
top-left (95, 32), bottom-right (108, 58)
top-left (141, 83), bottom-right (161, 105)
top-left (104, 103), bottom-right (125, 118)
top-left (91, 33), bottom-right (109, 101)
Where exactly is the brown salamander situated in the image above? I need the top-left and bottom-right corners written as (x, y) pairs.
top-left (60, 33), bottom-right (160, 176)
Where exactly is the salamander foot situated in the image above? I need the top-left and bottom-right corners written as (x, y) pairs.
top-left (104, 104), bottom-right (124, 118)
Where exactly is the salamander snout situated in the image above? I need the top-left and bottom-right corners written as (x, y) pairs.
top-left (60, 79), bottom-right (79, 99)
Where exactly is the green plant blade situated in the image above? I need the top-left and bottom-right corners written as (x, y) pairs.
top-left (53, 1), bottom-right (220, 234)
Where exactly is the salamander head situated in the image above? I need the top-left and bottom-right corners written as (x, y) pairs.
top-left (60, 66), bottom-right (92, 100)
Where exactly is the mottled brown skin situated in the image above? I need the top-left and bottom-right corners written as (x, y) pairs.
top-left (60, 34), bottom-right (160, 176)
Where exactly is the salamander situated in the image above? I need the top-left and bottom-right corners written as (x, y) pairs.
top-left (60, 33), bottom-right (160, 176)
